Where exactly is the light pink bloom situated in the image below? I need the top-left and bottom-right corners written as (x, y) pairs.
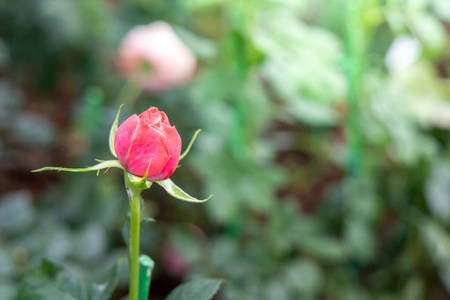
top-left (117, 21), bottom-right (197, 92)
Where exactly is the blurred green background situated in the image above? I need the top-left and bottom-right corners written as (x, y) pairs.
top-left (1, 0), bottom-right (450, 299)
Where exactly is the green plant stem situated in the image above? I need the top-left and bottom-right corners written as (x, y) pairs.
top-left (344, 0), bottom-right (365, 178)
top-left (127, 184), bottom-right (141, 300)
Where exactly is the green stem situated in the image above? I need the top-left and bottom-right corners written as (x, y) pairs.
top-left (344, 0), bottom-right (365, 178)
top-left (127, 184), bottom-right (141, 300)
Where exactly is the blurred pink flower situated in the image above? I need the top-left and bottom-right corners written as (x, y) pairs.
top-left (162, 244), bottom-right (190, 277)
top-left (117, 21), bottom-right (196, 92)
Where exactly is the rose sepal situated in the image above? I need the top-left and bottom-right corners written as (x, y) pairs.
top-left (124, 171), bottom-right (212, 203)
top-left (156, 178), bottom-right (212, 203)
top-left (32, 160), bottom-right (124, 175)
top-left (179, 129), bottom-right (201, 161)
top-left (126, 159), bottom-right (153, 190)
top-left (109, 104), bottom-right (124, 158)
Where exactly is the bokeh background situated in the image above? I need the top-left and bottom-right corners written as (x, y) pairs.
top-left (1, 0), bottom-right (450, 299)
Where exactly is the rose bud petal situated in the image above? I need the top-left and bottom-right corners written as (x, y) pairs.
top-left (114, 107), bottom-right (182, 181)
top-left (116, 21), bottom-right (197, 93)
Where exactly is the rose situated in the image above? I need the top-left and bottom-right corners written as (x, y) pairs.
top-left (114, 107), bottom-right (181, 181)
top-left (117, 21), bottom-right (197, 92)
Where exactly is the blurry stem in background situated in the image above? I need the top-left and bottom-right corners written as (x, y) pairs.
top-left (125, 176), bottom-right (141, 300)
top-left (227, 0), bottom-right (251, 161)
top-left (226, 0), bottom-right (255, 237)
top-left (344, 0), bottom-right (365, 178)
top-left (116, 79), bottom-right (142, 108)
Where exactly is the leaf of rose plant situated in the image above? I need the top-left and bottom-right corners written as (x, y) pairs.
top-left (32, 160), bottom-right (123, 174)
top-left (109, 104), bottom-right (124, 158)
top-left (19, 258), bottom-right (123, 300)
top-left (18, 259), bottom-right (87, 300)
top-left (165, 278), bottom-right (224, 300)
top-left (140, 217), bottom-right (155, 228)
top-left (90, 261), bottom-right (120, 300)
top-left (156, 179), bottom-right (212, 203)
top-left (179, 129), bottom-right (201, 161)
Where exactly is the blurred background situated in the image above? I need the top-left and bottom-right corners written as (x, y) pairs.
top-left (1, 0), bottom-right (450, 299)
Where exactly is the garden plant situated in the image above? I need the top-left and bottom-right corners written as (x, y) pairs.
top-left (30, 105), bottom-right (220, 300)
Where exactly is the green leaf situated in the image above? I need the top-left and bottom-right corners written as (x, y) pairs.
top-left (172, 26), bottom-right (217, 60)
top-left (32, 160), bottom-right (123, 174)
top-left (179, 129), bottom-right (201, 161)
top-left (288, 99), bottom-right (337, 126)
top-left (109, 104), bottom-right (124, 158)
top-left (90, 261), bottom-right (120, 300)
top-left (182, 0), bottom-right (225, 12)
top-left (410, 13), bottom-right (447, 56)
top-left (422, 220), bottom-right (450, 293)
top-left (141, 217), bottom-right (155, 228)
top-left (279, 260), bottom-right (322, 296)
top-left (156, 179), bottom-right (212, 203)
top-left (19, 278), bottom-right (77, 300)
top-left (165, 278), bottom-right (224, 300)
top-left (18, 260), bottom-right (87, 300)
top-left (425, 161), bottom-right (450, 223)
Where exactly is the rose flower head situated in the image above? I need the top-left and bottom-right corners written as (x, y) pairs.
top-left (117, 21), bottom-right (197, 93)
top-left (34, 105), bottom-right (210, 202)
top-left (114, 107), bottom-right (181, 181)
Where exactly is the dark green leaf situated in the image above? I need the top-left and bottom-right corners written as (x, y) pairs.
top-left (166, 278), bottom-right (224, 300)
top-left (18, 259), bottom-right (87, 300)
top-left (422, 220), bottom-right (450, 293)
top-left (141, 217), bottom-right (155, 228)
top-left (90, 261), bottom-right (120, 300)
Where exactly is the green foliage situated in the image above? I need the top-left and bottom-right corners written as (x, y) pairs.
top-left (90, 262), bottom-right (120, 300)
top-left (19, 259), bottom-right (120, 300)
top-left (166, 278), bottom-right (224, 300)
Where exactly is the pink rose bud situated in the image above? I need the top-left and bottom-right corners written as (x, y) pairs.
top-left (114, 107), bottom-right (181, 181)
top-left (117, 21), bottom-right (197, 92)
